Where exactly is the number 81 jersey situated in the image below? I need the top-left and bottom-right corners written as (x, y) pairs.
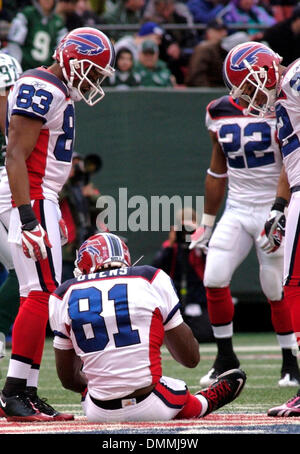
top-left (7, 67), bottom-right (75, 204)
top-left (49, 265), bottom-right (183, 400)
top-left (206, 95), bottom-right (282, 205)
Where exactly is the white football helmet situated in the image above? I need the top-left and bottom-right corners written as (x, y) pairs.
top-left (54, 27), bottom-right (115, 105)
top-left (223, 41), bottom-right (282, 117)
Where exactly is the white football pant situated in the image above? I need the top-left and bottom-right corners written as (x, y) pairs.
top-left (204, 199), bottom-right (284, 301)
top-left (8, 199), bottom-right (62, 297)
top-left (0, 209), bottom-right (13, 270)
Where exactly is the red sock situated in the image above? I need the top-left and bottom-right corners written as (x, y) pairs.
top-left (175, 392), bottom-right (203, 419)
top-left (206, 287), bottom-right (234, 325)
top-left (12, 291), bottom-right (50, 364)
top-left (283, 286), bottom-right (300, 344)
top-left (268, 297), bottom-right (294, 334)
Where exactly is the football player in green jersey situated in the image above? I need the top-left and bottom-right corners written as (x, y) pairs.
top-left (5, 0), bottom-right (67, 71)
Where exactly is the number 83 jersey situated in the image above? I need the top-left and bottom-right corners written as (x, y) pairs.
top-left (206, 95), bottom-right (282, 205)
top-left (6, 67), bottom-right (75, 204)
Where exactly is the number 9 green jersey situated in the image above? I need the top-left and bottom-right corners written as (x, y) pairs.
top-left (7, 5), bottom-right (67, 71)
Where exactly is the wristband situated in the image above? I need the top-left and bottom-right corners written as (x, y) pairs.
top-left (207, 168), bottom-right (228, 179)
top-left (201, 213), bottom-right (216, 228)
top-left (271, 197), bottom-right (288, 213)
top-left (18, 204), bottom-right (38, 227)
top-left (21, 219), bottom-right (39, 231)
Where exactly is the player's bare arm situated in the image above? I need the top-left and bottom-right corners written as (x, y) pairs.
top-left (6, 114), bottom-right (43, 207)
top-left (6, 114), bottom-right (52, 261)
top-left (190, 130), bottom-right (227, 250)
top-left (204, 130), bottom-right (228, 215)
top-left (0, 91), bottom-right (8, 134)
top-left (54, 348), bottom-right (87, 394)
top-left (257, 166), bottom-right (289, 254)
top-left (164, 322), bottom-right (200, 368)
top-left (275, 166), bottom-right (290, 205)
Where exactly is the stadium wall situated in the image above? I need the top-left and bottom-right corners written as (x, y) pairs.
top-left (75, 88), bottom-right (267, 305)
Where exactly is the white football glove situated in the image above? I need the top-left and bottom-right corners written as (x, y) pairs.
top-left (59, 218), bottom-right (69, 246)
top-left (21, 224), bottom-right (52, 261)
top-left (257, 209), bottom-right (286, 254)
top-left (189, 214), bottom-right (216, 253)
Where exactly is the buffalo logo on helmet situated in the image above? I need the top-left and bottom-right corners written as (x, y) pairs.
top-left (77, 243), bottom-right (100, 262)
top-left (62, 33), bottom-right (108, 56)
top-left (230, 45), bottom-right (271, 72)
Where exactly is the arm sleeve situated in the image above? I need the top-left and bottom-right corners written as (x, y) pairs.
top-left (151, 269), bottom-right (183, 331)
top-left (57, 26), bottom-right (68, 45)
top-left (49, 294), bottom-right (74, 350)
top-left (7, 12), bottom-right (28, 45)
top-left (205, 109), bottom-right (216, 132)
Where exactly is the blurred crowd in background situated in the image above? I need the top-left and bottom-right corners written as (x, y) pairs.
top-left (1, 0), bottom-right (300, 89)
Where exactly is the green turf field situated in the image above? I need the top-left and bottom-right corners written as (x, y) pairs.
top-left (0, 332), bottom-right (297, 417)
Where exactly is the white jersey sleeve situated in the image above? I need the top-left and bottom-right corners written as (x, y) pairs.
top-left (49, 293), bottom-right (73, 350)
top-left (205, 109), bottom-right (215, 132)
top-left (6, 67), bottom-right (74, 203)
top-left (7, 12), bottom-right (28, 46)
top-left (9, 73), bottom-right (67, 126)
top-left (151, 269), bottom-right (183, 331)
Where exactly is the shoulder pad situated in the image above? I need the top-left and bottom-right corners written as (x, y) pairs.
top-left (54, 277), bottom-right (78, 299)
top-left (207, 95), bottom-right (244, 120)
top-left (20, 68), bottom-right (69, 97)
top-left (127, 265), bottom-right (160, 283)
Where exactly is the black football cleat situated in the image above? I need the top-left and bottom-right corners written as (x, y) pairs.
top-left (25, 388), bottom-right (74, 421)
top-left (196, 368), bottom-right (246, 416)
top-left (0, 392), bottom-right (53, 422)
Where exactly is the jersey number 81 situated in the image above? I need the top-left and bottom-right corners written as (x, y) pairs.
top-left (68, 284), bottom-right (141, 353)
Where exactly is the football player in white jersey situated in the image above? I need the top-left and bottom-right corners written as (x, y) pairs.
top-left (189, 87), bottom-right (300, 389)
top-left (0, 53), bottom-right (22, 358)
top-left (0, 27), bottom-right (116, 422)
top-left (210, 40), bottom-right (300, 417)
top-left (49, 232), bottom-right (246, 422)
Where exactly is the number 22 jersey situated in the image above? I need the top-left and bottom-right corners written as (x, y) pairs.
top-left (206, 95), bottom-right (282, 205)
top-left (6, 66), bottom-right (75, 205)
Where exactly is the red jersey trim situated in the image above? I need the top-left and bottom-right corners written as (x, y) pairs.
top-left (148, 307), bottom-right (164, 385)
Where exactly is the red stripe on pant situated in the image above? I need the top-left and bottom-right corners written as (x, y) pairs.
top-left (284, 286), bottom-right (300, 345)
top-left (285, 214), bottom-right (300, 286)
top-left (153, 381), bottom-right (188, 409)
top-left (32, 199), bottom-right (57, 293)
